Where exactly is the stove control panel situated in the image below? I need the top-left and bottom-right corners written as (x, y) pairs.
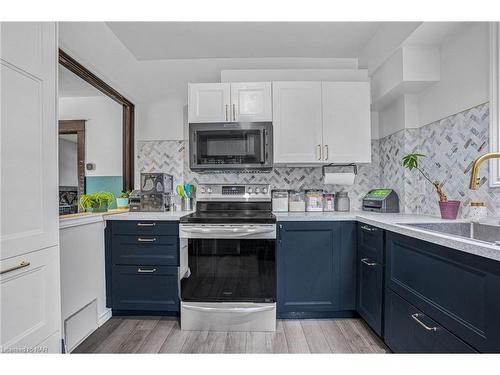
top-left (196, 184), bottom-right (271, 202)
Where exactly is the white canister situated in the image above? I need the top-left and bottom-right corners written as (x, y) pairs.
top-left (469, 202), bottom-right (487, 222)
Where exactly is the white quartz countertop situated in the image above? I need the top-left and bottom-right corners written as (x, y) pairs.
top-left (104, 211), bottom-right (194, 221)
top-left (102, 209), bottom-right (500, 262)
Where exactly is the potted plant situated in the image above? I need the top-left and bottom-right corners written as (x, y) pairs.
top-left (402, 153), bottom-right (460, 219)
top-left (79, 192), bottom-right (114, 213)
top-left (116, 191), bottom-right (131, 209)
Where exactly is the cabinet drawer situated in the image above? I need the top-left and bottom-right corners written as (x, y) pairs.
top-left (357, 252), bottom-right (383, 336)
top-left (111, 221), bottom-right (179, 236)
top-left (112, 235), bottom-right (178, 266)
top-left (385, 290), bottom-right (476, 353)
top-left (111, 265), bottom-right (179, 312)
top-left (386, 232), bottom-right (500, 352)
top-left (357, 222), bottom-right (383, 263)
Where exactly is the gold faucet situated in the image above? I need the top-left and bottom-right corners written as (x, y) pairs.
top-left (469, 152), bottom-right (500, 189)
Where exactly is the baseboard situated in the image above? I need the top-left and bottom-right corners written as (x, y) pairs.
top-left (112, 309), bottom-right (179, 317)
top-left (277, 310), bottom-right (357, 319)
top-left (98, 308), bottom-right (112, 326)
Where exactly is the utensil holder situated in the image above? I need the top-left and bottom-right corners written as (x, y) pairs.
top-left (182, 197), bottom-right (194, 211)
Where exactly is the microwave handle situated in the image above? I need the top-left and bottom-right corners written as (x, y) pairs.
top-left (260, 129), bottom-right (266, 163)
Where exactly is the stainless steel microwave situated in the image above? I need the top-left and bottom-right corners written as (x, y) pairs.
top-left (189, 122), bottom-right (273, 171)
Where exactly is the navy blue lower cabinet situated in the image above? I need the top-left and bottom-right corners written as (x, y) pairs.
top-left (277, 221), bottom-right (356, 318)
top-left (105, 220), bottom-right (180, 314)
top-left (356, 223), bottom-right (384, 337)
top-left (386, 232), bottom-right (500, 353)
top-left (384, 289), bottom-right (476, 353)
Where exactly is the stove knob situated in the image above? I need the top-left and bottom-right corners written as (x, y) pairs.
top-left (207, 187), bottom-right (212, 194)
top-left (200, 187), bottom-right (206, 194)
top-left (262, 187), bottom-right (268, 194)
top-left (255, 187), bottom-right (260, 194)
top-left (247, 187), bottom-right (253, 194)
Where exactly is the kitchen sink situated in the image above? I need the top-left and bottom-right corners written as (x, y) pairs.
top-left (401, 222), bottom-right (500, 245)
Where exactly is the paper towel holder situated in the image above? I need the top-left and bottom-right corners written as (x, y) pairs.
top-left (322, 163), bottom-right (358, 177)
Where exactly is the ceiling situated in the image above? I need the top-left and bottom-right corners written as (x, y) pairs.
top-left (106, 22), bottom-right (383, 60)
top-left (59, 66), bottom-right (104, 98)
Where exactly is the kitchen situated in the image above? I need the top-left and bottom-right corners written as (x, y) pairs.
top-left (1, 3), bottom-right (500, 372)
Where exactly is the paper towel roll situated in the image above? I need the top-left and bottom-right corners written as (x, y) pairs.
top-left (323, 172), bottom-right (356, 185)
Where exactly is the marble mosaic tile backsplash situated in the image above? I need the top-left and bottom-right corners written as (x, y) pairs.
top-left (137, 102), bottom-right (499, 217)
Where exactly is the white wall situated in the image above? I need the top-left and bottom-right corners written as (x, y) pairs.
top-left (59, 138), bottom-right (78, 186)
top-left (418, 22), bottom-right (490, 126)
top-left (59, 96), bottom-right (122, 177)
top-left (377, 22), bottom-right (490, 137)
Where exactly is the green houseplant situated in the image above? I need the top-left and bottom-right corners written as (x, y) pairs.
top-left (116, 191), bottom-right (131, 209)
top-left (79, 192), bottom-right (114, 213)
top-left (402, 153), bottom-right (460, 219)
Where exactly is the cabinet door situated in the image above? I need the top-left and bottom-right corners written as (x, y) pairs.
top-left (272, 82), bottom-right (323, 164)
top-left (277, 222), bottom-right (340, 315)
top-left (322, 82), bottom-right (371, 163)
top-left (1, 22), bottom-right (59, 260)
top-left (357, 253), bottom-right (383, 336)
top-left (1, 246), bottom-right (61, 353)
top-left (230, 82), bottom-right (272, 122)
top-left (188, 83), bottom-right (230, 123)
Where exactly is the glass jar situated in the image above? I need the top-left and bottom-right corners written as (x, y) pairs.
top-left (469, 201), bottom-right (487, 222)
top-left (272, 190), bottom-right (289, 212)
top-left (305, 190), bottom-right (324, 212)
top-left (323, 193), bottom-right (335, 212)
top-left (334, 191), bottom-right (350, 212)
top-left (288, 190), bottom-right (306, 212)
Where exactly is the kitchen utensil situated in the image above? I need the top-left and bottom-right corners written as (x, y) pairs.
top-left (184, 183), bottom-right (192, 198)
top-left (176, 185), bottom-right (185, 198)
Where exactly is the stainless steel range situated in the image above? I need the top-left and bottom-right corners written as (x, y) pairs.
top-left (179, 184), bottom-right (276, 331)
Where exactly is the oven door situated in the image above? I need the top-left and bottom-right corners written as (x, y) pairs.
top-left (180, 224), bottom-right (276, 303)
top-left (189, 122), bottom-right (272, 170)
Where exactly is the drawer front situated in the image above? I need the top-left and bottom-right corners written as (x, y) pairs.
top-left (112, 235), bottom-right (178, 266)
top-left (111, 265), bottom-right (179, 312)
top-left (386, 232), bottom-right (500, 353)
top-left (385, 290), bottom-right (476, 353)
top-left (357, 252), bottom-right (383, 336)
top-left (111, 220), bottom-right (179, 236)
top-left (357, 222), bottom-right (383, 263)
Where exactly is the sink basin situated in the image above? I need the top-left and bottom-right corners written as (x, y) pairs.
top-left (401, 222), bottom-right (500, 245)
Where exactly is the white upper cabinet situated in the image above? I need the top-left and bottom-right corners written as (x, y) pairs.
top-left (188, 83), bottom-right (231, 123)
top-left (272, 82), bottom-right (323, 164)
top-left (188, 82), bottom-right (272, 123)
top-left (230, 82), bottom-right (272, 122)
top-left (322, 82), bottom-right (371, 163)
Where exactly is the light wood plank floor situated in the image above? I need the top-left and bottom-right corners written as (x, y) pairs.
top-left (73, 317), bottom-right (389, 354)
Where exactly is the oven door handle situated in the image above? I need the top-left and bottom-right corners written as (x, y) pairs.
top-left (182, 304), bottom-right (275, 314)
top-left (181, 226), bottom-right (275, 237)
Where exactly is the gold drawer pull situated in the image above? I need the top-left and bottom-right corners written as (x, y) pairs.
top-left (1, 261), bottom-right (30, 275)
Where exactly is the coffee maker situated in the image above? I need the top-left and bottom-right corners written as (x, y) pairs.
top-left (137, 173), bottom-right (173, 212)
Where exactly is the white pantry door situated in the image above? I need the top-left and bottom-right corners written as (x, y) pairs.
top-left (0, 22), bottom-right (61, 353)
top-left (272, 81), bottom-right (323, 164)
top-left (188, 83), bottom-right (231, 123)
top-left (230, 82), bottom-right (272, 122)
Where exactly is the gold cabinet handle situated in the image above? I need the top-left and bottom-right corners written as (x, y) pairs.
top-left (316, 144), bottom-right (322, 160)
top-left (225, 104), bottom-right (229, 122)
top-left (1, 261), bottom-right (30, 275)
top-left (232, 104), bottom-right (236, 121)
top-left (324, 145), bottom-right (329, 160)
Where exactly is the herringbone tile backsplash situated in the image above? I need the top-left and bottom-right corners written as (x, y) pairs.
top-left (137, 102), bottom-right (499, 217)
